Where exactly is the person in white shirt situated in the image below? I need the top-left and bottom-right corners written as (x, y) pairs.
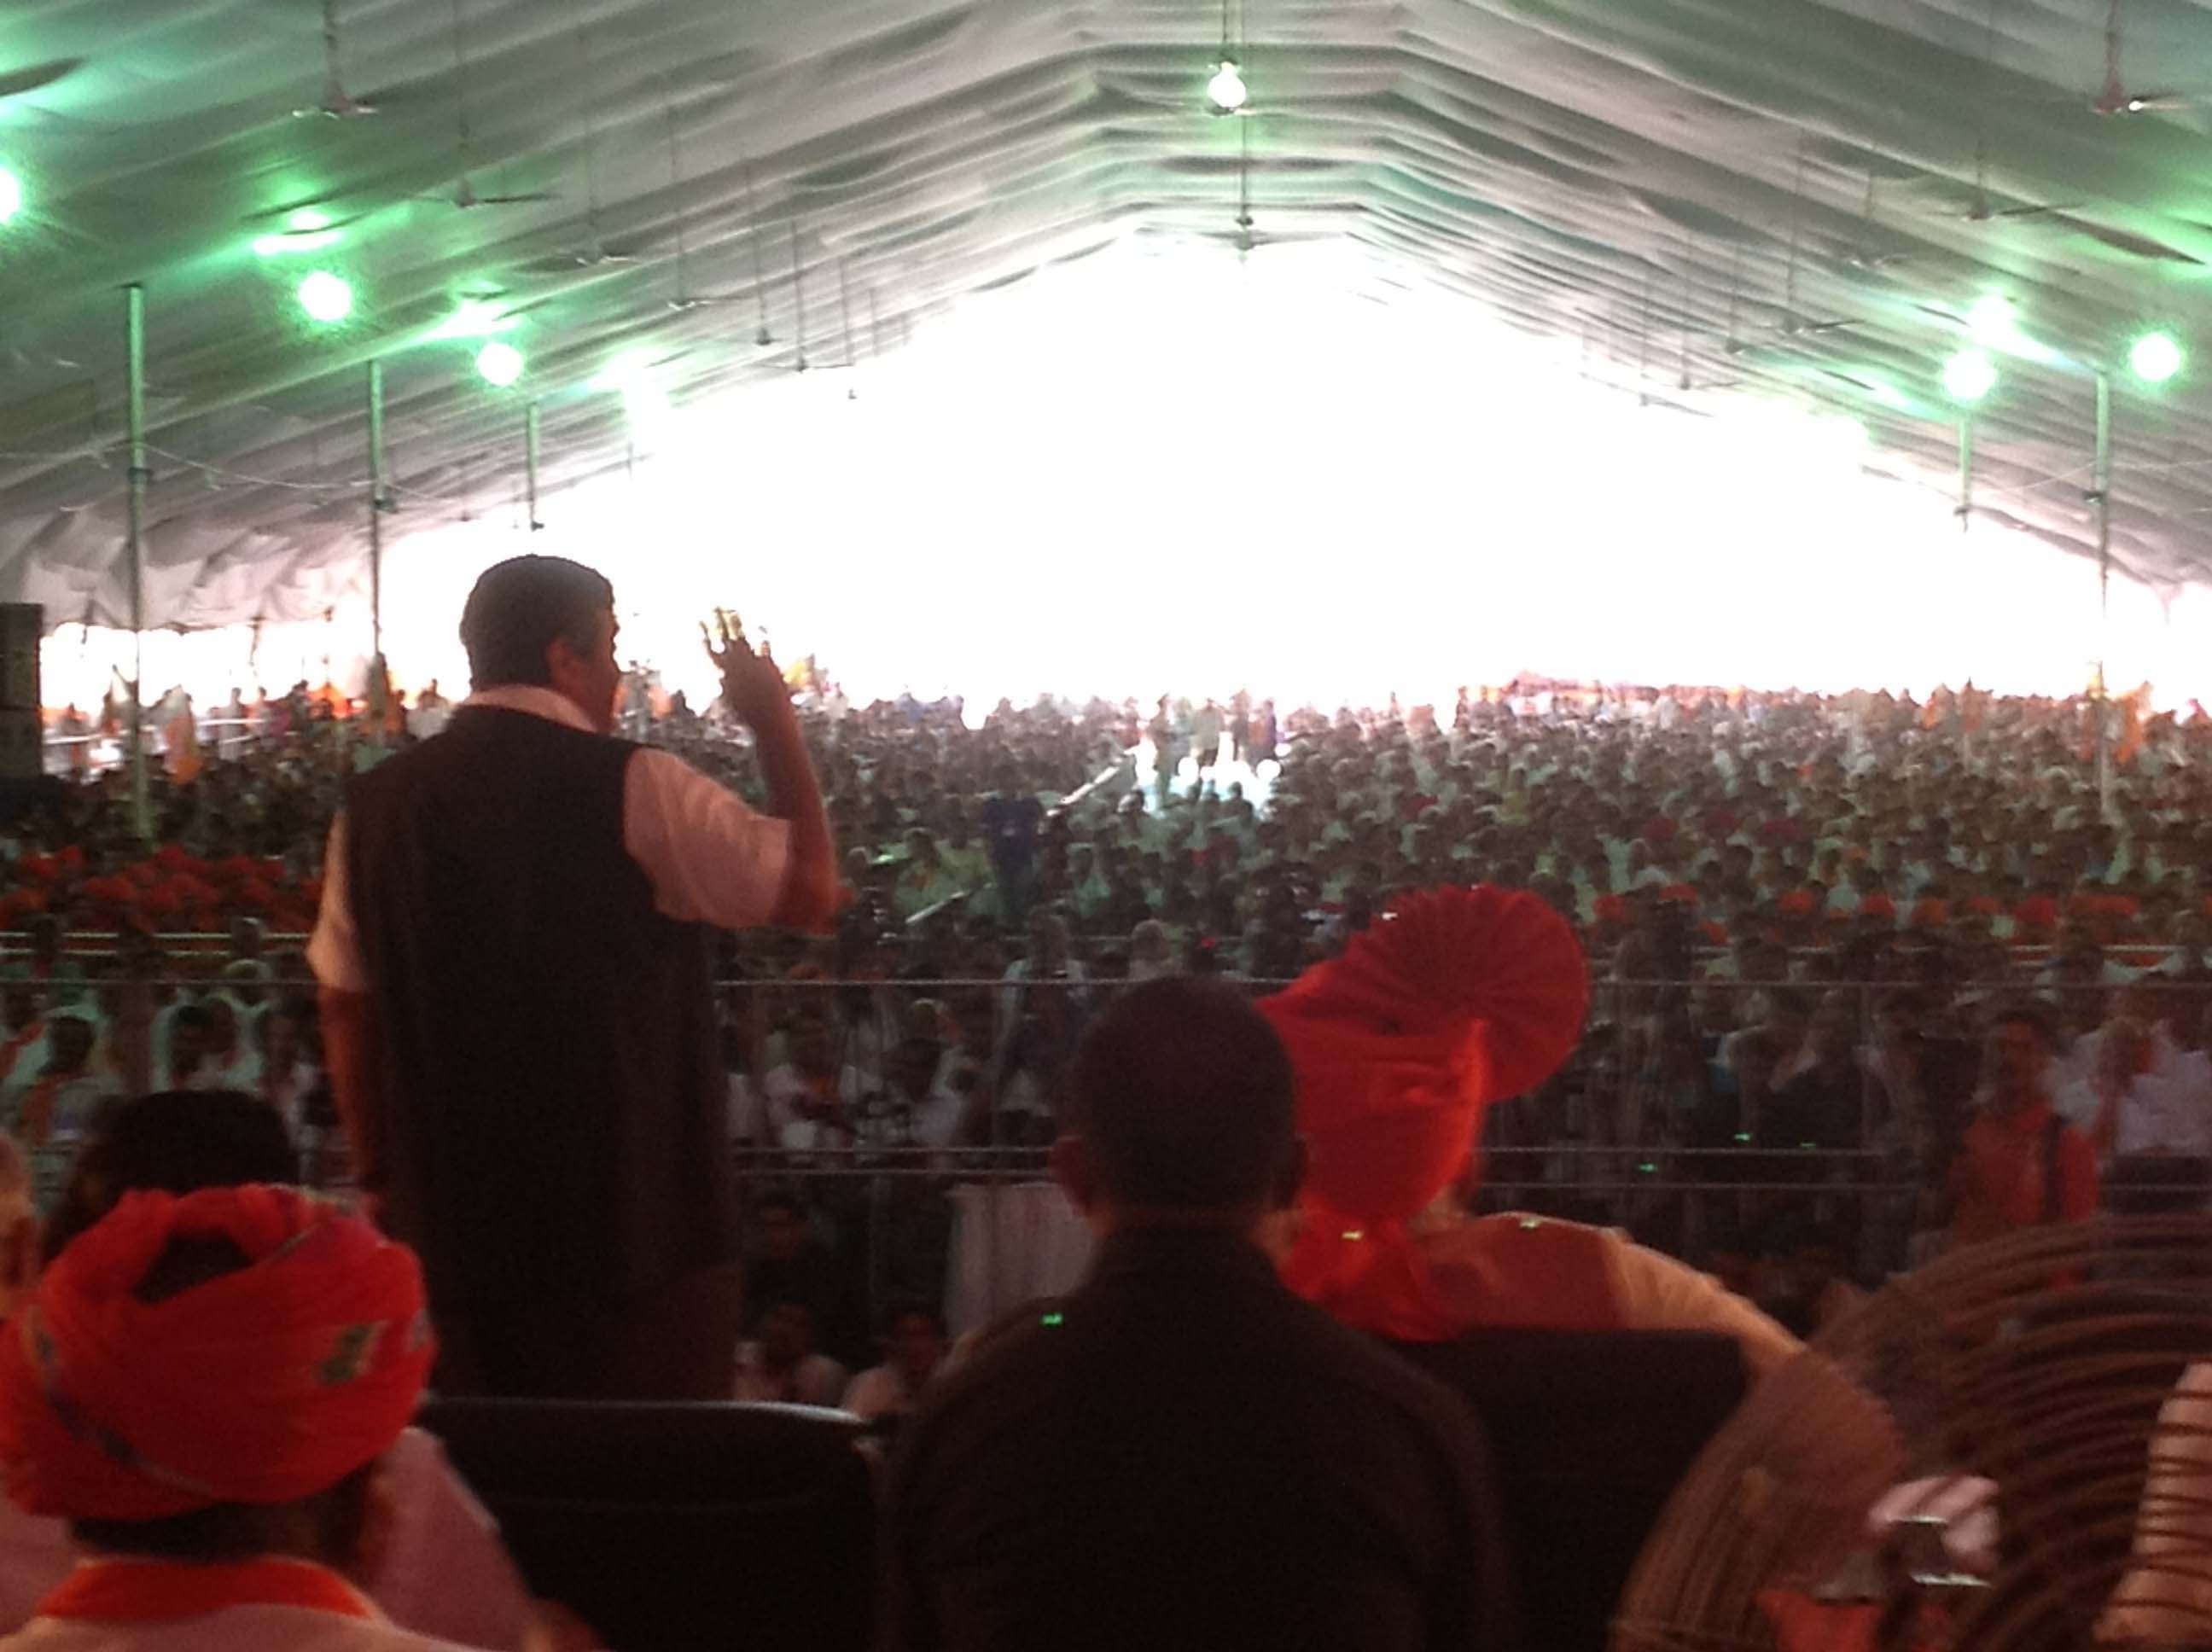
top-left (753, 1013), bottom-right (868, 1149)
top-left (841, 1301), bottom-right (946, 1429)
top-left (732, 1303), bottom-right (847, 1405)
top-left (0, 1018), bottom-right (113, 1155)
top-left (2056, 1009), bottom-right (2212, 1211)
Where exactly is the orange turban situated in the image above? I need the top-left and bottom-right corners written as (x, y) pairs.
top-left (0, 1186), bottom-right (434, 1521)
top-left (1259, 886), bottom-right (1589, 1339)
top-left (1909, 898), bottom-right (1950, 928)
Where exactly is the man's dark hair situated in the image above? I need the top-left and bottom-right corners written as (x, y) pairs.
top-left (1983, 999), bottom-right (2058, 1050)
top-left (458, 555), bottom-right (614, 689)
top-left (879, 1296), bottom-right (945, 1339)
top-left (167, 1003), bottom-right (213, 1038)
top-left (44, 1090), bottom-right (295, 1265)
top-left (1066, 977), bottom-right (1296, 1211)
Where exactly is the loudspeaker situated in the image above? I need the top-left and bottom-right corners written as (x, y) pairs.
top-left (0, 604), bottom-right (39, 712)
top-left (0, 709), bottom-right (40, 782)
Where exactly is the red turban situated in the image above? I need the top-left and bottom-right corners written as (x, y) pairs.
top-left (1910, 898), bottom-right (1951, 929)
top-left (1658, 882), bottom-right (1697, 905)
top-left (1858, 894), bottom-right (1897, 922)
top-left (2014, 895), bottom-right (2059, 930)
top-left (1592, 893), bottom-right (1629, 924)
top-left (0, 1186), bottom-right (434, 1521)
top-left (1777, 889), bottom-right (1818, 918)
top-left (1703, 808), bottom-right (1740, 838)
top-left (1640, 817), bottom-right (1679, 844)
top-left (1259, 886), bottom-right (1589, 1339)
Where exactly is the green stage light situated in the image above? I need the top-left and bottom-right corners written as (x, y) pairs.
top-left (474, 340), bottom-right (524, 387)
top-left (288, 207), bottom-right (332, 232)
top-left (0, 167), bottom-right (21, 224)
top-left (2129, 330), bottom-right (2183, 385)
top-left (1942, 347), bottom-right (1997, 404)
top-left (296, 270), bottom-right (353, 323)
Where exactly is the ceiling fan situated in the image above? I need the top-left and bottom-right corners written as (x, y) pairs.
top-left (520, 44), bottom-right (637, 270)
top-left (657, 108), bottom-right (749, 312)
top-left (2083, 0), bottom-right (2212, 113)
top-left (293, 0), bottom-right (375, 119)
top-left (419, 0), bottom-right (556, 208)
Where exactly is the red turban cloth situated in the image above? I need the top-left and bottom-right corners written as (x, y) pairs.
top-left (1641, 817), bottom-right (1679, 844)
top-left (1910, 898), bottom-right (1950, 929)
top-left (1858, 894), bottom-right (1897, 922)
top-left (2014, 895), bottom-right (2059, 930)
top-left (1658, 882), bottom-right (1697, 905)
top-left (1777, 889), bottom-right (1818, 918)
top-left (1259, 886), bottom-right (1589, 1340)
top-left (0, 1186), bottom-right (434, 1521)
top-left (1592, 894), bottom-right (1629, 925)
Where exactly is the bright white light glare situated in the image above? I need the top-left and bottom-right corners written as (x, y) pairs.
top-left (2130, 330), bottom-right (2184, 384)
top-left (66, 244), bottom-right (2212, 717)
top-left (428, 299), bottom-right (518, 340)
top-left (288, 207), bottom-right (332, 232)
top-left (589, 352), bottom-right (655, 392)
top-left (253, 228), bottom-right (342, 257)
top-left (474, 341), bottom-right (524, 387)
top-left (296, 270), bottom-right (353, 323)
top-left (1943, 348), bottom-right (1998, 403)
top-left (1208, 59), bottom-right (1247, 111)
top-left (0, 167), bottom-right (24, 225)
top-left (1966, 294), bottom-right (2017, 342)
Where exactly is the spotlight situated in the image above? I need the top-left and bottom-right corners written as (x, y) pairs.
top-left (0, 167), bottom-right (21, 224)
top-left (296, 270), bottom-right (353, 323)
top-left (474, 340), bottom-right (524, 387)
top-left (1942, 348), bottom-right (1998, 404)
top-left (2128, 329), bottom-right (2183, 385)
top-left (1965, 294), bottom-right (2017, 343)
top-left (1208, 58), bottom-right (1247, 113)
top-left (287, 207), bottom-right (332, 232)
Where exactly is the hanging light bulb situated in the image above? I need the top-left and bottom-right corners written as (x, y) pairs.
top-left (2128, 329), bottom-right (2184, 385)
top-left (0, 167), bottom-right (22, 225)
top-left (1208, 58), bottom-right (1247, 113)
top-left (296, 270), bottom-right (354, 323)
top-left (474, 340), bottom-right (525, 387)
top-left (1942, 347), bottom-right (1997, 404)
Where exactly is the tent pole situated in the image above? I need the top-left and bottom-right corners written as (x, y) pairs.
top-left (366, 360), bottom-right (385, 672)
top-left (124, 284), bottom-right (149, 842)
top-left (2093, 369), bottom-right (2113, 814)
top-left (526, 400), bottom-right (542, 531)
top-left (1953, 416), bottom-right (1971, 532)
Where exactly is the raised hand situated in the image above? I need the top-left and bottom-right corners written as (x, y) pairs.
top-left (700, 608), bottom-right (790, 729)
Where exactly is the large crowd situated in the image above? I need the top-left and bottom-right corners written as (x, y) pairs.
top-left (0, 676), bottom-right (2205, 1353)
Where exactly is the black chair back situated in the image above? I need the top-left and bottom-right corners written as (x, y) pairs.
top-left (417, 1398), bottom-right (875, 1652)
top-left (1388, 1329), bottom-right (1747, 1652)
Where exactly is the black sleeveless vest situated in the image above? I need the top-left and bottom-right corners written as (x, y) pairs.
top-left (345, 707), bottom-right (735, 1313)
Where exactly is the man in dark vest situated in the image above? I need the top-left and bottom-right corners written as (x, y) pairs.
top-left (311, 556), bottom-right (840, 1399)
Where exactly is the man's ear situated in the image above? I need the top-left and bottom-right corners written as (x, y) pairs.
top-left (1050, 1133), bottom-right (1099, 1216)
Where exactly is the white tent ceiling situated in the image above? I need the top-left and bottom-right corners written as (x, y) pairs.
top-left (8, 0), bottom-right (2212, 631)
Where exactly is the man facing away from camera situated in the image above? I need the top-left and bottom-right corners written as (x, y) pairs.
top-left (886, 978), bottom-right (1521, 1652)
top-left (313, 556), bottom-right (841, 1399)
